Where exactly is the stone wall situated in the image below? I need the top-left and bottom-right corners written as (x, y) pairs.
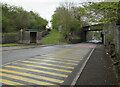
top-left (2, 33), bottom-right (19, 44)
top-left (103, 22), bottom-right (120, 57)
top-left (20, 31), bottom-right (30, 43)
top-left (2, 30), bottom-right (49, 44)
top-left (116, 25), bottom-right (120, 55)
top-left (20, 30), bottom-right (49, 44)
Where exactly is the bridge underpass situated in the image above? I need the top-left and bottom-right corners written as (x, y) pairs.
top-left (81, 24), bottom-right (104, 44)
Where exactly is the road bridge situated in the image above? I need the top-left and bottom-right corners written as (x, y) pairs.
top-left (81, 24), bottom-right (104, 43)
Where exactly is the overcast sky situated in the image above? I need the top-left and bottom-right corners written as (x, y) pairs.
top-left (1, 0), bottom-right (105, 27)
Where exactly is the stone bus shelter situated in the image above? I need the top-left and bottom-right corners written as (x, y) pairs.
top-left (19, 29), bottom-right (44, 44)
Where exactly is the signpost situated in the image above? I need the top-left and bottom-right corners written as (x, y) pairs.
top-left (58, 25), bottom-right (62, 44)
top-left (20, 29), bottom-right (23, 32)
top-left (58, 25), bottom-right (62, 33)
top-left (20, 29), bottom-right (23, 42)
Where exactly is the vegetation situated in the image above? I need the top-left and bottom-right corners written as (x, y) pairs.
top-left (51, 1), bottom-right (119, 42)
top-left (51, 2), bottom-right (87, 42)
top-left (85, 2), bottom-right (120, 70)
top-left (0, 43), bottom-right (24, 47)
top-left (1, 1), bottom-right (120, 69)
top-left (2, 3), bottom-right (48, 33)
top-left (82, 2), bottom-right (119, 23)
top-left (51, 2), bottom-right (120, 69)
top-left (40, 29), bottom-right (68, 44)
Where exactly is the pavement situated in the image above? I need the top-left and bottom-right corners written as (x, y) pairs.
top-left (75, 44), bottom-right (119, 86)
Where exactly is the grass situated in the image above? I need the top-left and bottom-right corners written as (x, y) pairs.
top-left (40, 29), bottom-right (68, 45)
top-left (0, 43), bottom-right (24, 47)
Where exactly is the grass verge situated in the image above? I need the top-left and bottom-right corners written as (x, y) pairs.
top-left (0, 43), bottom-right (24, 47)
top-left (40, 29), bottom-right (68, 45)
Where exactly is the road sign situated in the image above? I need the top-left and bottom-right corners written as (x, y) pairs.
top-left (20, 29), bottom-right (23, 32)
top-left (58, 25), bottom-right (62, 32)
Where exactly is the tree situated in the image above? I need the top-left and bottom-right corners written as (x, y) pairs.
top-left (81, 2), bottom-right (119, 24)
top-left (52, 2), bottom-right (82, 42)
top-left (2, 3), bottom-right (48, 33)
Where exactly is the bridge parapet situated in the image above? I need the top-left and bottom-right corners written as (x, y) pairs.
top-left (81, 24), bottom-right (104, 42)
top-left (83, 24), bottom-right (103, 31)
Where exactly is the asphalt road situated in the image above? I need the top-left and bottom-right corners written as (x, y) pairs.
top-left (2, 45), bottom-right (64, 65)
top-left (1, 43), bottom-right (96, 85)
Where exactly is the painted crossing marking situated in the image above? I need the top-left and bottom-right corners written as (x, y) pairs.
top-left (72, 45), bottom-right (95, 48)
top-left (45, 49), bottom-right (73, 55)
top-left (43, 54), bottom-right (81, 60)
top-left (43, 49), bottom-right (84, 59)
top-left (35, 56), bottom-right (79, 63)
top-left (0, 79), bottom-right (25, 85)
top-left (1, 69), bottom-right (64, 83)
top-left (4, 65), bottom-right (68, 77)
top-left (2, 73), bottom-right (55, 85)
top-left (30, 58), bottom-right (78, 65)
top-left (21, 60), bottom-right (74, 69)
top-left (1, 47), bottom-right (89, 86)
top-left (14, 63), bottom-right (72, 73)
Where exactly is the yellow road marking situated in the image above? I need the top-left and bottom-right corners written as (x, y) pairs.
top-left (1, 69), bottom-right (64, 83)
top-left (4, 65), bottom-right (68, 77)
top-left (2, 73), bottom-right (55, 85)
top-left (21, 61), bottom-right (74, 69)
top-left (44, 49), bottom-right (74, 55)
top-left (36, 56), bottom-right (79, 62)
top-left (43, 54), bottom-right (81, 60)
top-left (43, 49), bottom-right (81, 59)
top-left (0, 79), bottom-right (25, 85)
top-left (16, 63), bottom-right (72, 73)
top-left (30, 59), bottom-right (78, 65)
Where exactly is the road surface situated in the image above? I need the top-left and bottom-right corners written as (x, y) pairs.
top-left (1, 43), bottom-right (97, 85)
